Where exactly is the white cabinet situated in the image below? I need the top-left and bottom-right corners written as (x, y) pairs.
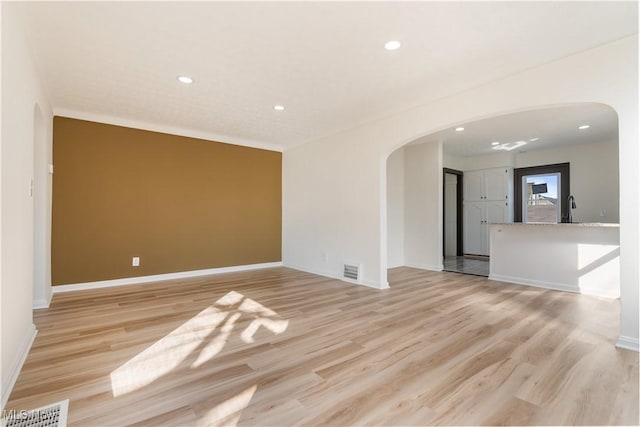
top-left (464, 171), bottom-right (485, 201)
top-left (485, 169), bottom-right (510, 201)
top-left (486, 200), bottom-right (509, 224)
top-left (463, 168), bottom-right (513, 256)
top-left (464, 201), bottom-right (510, 256)
top-left (464, 168), bottom-right (511, 201)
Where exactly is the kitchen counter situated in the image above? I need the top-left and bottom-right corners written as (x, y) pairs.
top-left (492, 222), bottom-right (619, 228)
top-left (489, 222), bottom-right (620, 298)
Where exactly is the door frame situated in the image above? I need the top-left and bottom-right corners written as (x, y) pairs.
top-left (514, 163), bottom-right (570, 222)
top-left (443, 168), bottom-right (464, 257)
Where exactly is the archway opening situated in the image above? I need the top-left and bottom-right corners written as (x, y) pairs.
top-left (384, 103), bottom-right (619, 288)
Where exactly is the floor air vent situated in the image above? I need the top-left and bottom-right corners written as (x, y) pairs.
top-left (343, 263), bottom-right (361, 282)
top-left (2, 400), bottom-right (68, 427)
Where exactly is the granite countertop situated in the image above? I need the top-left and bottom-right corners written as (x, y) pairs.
top-left (491, 222), bottom-right (620, 228)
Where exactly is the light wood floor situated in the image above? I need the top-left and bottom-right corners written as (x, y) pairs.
top-left (6, 267), bottom-right (639, 426)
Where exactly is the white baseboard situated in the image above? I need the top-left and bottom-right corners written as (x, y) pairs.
top-left (52, 262), bottom-right (283, 293)
top-left (370, 280), bottom-right (390, 290)
top-left (488, 274), bottom-right (619, 299)
top-left (283, 263), bottom-right (389, 290)
top-left (1, 324), bottom-right (37, 410)
top-left (387, 262), bottom-right (405, 269)
top-left (616, 336), bottom-right (640, 352)
top-left (343, 277), bottom-right (390, 290)
top-left (32, 299), bottom-right (49, 309)
top-left (404, 263), bottom-right (444, 272)
top-left (32, 292), bottom-right (53, 310)
top-left (282, 263), bottom-right (338, 280)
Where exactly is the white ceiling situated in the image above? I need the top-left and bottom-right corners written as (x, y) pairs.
top-left (17, 1), bottom-right (637, 151)
top-left (436, 103), bottom-right (619, 157)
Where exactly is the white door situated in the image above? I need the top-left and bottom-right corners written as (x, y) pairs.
top-left (464, 202), bottom-right (484, 255)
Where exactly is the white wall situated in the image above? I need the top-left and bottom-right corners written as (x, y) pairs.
top-left (404, 141), bottom-right (443, 270)
top-left (464, 152), bottom-right (515, 170)
top-left (516, 139), bottom-right (619, 223)
top-left (1, 3), bottom-right (53, 408)
top-left (283, 124), bottom-right (386, 287)
top-left (386, 148), bottom-right (405, 268)
top-left (282, 35), bottom-right (638, 349)
top-left (443, 152), bottom-right (465, 171)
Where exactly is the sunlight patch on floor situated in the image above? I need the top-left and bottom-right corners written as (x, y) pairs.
top-left (110, 290), bottom-right (289, 397)
top-left (577, 243), bottom-right (620, 296)
top-left (191, 312), bottom-right (241, 368)
top-left (241, 317), bottom-right (289, 344)
top-left (197, 385), bottom-right (257, 427)
top-left (110, 305), bottom-right (227, 396)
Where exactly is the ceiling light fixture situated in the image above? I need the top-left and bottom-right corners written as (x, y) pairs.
top-left (492, 140), bottom-right (528, 152)
top-left (455, 127), bottom-right (465, 132)
top-left (384, 40), bottom-right (401, 51)
top-left (274, 105), bottom-right (285, 111)
top-left (177, 76), bottom-right (193, 84)
top-left (578, 125), bottom-right (590, 130)
top-left (529, 137), bottom-right (540, 142)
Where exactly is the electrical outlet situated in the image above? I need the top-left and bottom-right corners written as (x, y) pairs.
top-left (321, 252), bottom-right (328, 262)
top-left (600, 209), bottom-right (607, 217)
top-left (132, 257), bottom-right (140, 267)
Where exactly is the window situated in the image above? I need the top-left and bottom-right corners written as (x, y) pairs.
top-left (514, 163), bottom-right (570, 223)
top-left (523, 173), bottom-right (560, 223)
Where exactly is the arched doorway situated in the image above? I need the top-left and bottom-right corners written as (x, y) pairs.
top-left (384, 103), bottom-right (620, 283)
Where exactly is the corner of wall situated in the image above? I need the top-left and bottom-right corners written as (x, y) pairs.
top-left (32, 291), bottom-right (52, 309)
top-left (1, 324), bottom-right (36, 410)
top-left (1, 3), bottom-right (54, 410)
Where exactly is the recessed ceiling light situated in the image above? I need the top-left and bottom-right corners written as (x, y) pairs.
top-left (491, 141), bottom-right (500, 146)
top-left (455, 127), bottom-right (465, 132)
top-left (384, 40), bottom-right (401, 51)
top-left (578, 125), bottom-right (590, 130)
top-left (274, 105), bottom-right (285, 111)
top-left (529, 137), bottom-right (540, 142)
top-left (177, 76), bottom-right (193, 84)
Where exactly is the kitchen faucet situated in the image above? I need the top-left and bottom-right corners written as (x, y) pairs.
top-left (567, 195), bottom-right (577, 223)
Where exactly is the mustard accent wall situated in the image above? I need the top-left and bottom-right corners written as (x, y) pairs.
top-left (52, 117), bottom-right (282, 285)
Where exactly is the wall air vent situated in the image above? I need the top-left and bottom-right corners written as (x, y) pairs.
top-left (2, 400), bottom-right (69, 427)
top-left (343, 263), bottom-right (362, 282)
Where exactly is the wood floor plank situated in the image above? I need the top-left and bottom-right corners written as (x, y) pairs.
top-left (5, 266), bottom-right (638, 426)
